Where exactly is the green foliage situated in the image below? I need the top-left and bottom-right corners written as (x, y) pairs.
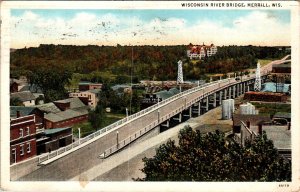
top-left (10, 97), bottom-right (24, 106)
top-left (88, 106), bottom-right (106, 131)
top-left (27, 66), bottom-right (72, 102)
top-left (136, 126), bottom-right (291, 181)
top-left (11, 45), bottom-right (287, 83)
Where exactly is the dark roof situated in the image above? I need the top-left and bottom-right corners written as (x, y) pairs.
top-left (87, 89), bottom-right (101, 94)
top-left (19, 84), bottom-right (43, 93)
top-left (274, 112), bottom-right (291, 119)
top-left (36, 103), bottom-right (61, 113)
top-left (54, 97), bottom-right (86, 109)
top-left (10, 91), bottom-right (36, 102)
top-left (10, 106), bottom-right (36, 118)
top-left (44, 127), bottom-right (71, 135)
top-left (155, 88), bottom-right (180, 100)
top-left (273, 63), bottom-right (291, 68)
top-left (233, 114), bottom-right (271, 127)
top-left (44, 109), bottom-right (88, 123)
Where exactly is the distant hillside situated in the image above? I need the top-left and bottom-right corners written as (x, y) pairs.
top-left (10, 44), bottom-right (288, 82)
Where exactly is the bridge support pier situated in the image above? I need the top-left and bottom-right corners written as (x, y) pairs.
top-left (233, 85), bottom-right (236, 98)
top-left (243, 82), bottom-right (246, 93)
top-left (223, 88), bottom-right (227, 100)
top-left (213, 93), bottom-right (217, 107)
top-left (173, 113), bottom-right (182, 123)
top-left (198, 101), bottom-right (201, 116)
top-left (236, 84), bottom-right (240, 96)
top-left (228, 87), bottom-right (232, 99)
top-left (219, 91), bottom-right (223, 105)
top-left (206, 96), bottom-right (209, 111)
top-left (161, 120), bottom-right (170, 128)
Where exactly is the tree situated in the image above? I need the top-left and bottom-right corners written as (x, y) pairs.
top-left (88, 99), bottom-right (106, 130)
top-left (136, 126), bottom-right (291, 181)
top-left (27, 66), bottom-right (72, 102)
top-left (10, 97), bottom-right (24, 106)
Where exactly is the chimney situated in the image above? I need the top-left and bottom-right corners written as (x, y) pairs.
top-left (246, 121), bottom-right (251, 128)
top-left (16, 110), bottom-right (21, 118)
top-left (258, 124), bottom-right (263, 135)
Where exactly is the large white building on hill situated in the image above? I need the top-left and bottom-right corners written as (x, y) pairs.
top-left (187, 43), bottom-right (217, 60)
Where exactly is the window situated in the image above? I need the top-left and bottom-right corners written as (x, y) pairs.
top-left (27, 142), bottom-right (31, 153)
top-left (19, 128), bottom-right (23, 138)
top-left (20, 144), bottom-right (24, 155)
top-left (26, 127), bottom-right (30, 135)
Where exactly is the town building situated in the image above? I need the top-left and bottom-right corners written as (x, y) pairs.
top-left (10, 106), bottom-right (44, 130)
top-left (141, 88), bottom-right (180, 109)
top-left (186, 43), bottom-right (217, 60)
top-left (69, 89), bottom-right (100, 109)
top-left (243, 92), bottom-right (288, 102)
top-left (36, 127), bottom-right (73, 154)
top-left (232, 114), bottom-right (271, 134)
top-left (79, 81), bottom-right (102, 91)
top-left (10, 91), bottom-right (36, 106)
top-left (10, 114), bottom-right (37, 164)
top-left (111, 84), bottom-right (132, 95)
top-left (44, 98), bottom-right (89, 129)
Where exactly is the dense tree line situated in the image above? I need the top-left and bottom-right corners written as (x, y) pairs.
top-left (10, 44), bottom-right (288, 83)
top-left (136, 126), bottom-right (291, 181)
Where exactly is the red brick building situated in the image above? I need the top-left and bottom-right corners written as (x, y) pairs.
top-left (10, 115), bottom-right (37, 164)
top-left (79, 81), bottom-right (102, 91)
top-left (44, 109), bottom-right (88, 129)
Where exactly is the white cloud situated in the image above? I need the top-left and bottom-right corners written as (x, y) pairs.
top-left (10, 10), bottom-right (290, 48)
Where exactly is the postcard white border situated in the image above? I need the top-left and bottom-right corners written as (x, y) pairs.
top-left (1, 1), bottom-right (299, 192)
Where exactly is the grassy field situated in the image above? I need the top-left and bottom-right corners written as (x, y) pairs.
top-left (72, 112), bottom-right (126, 138)
top-left (257, 59), bottom-right (275, 67)
top-left (251, 102), bottom-right (291, 116)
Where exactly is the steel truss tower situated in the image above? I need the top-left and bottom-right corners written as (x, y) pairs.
top-left (177, 60), bottom-right (183, 84)
top-left (254, 62), bottom-right (261, 91)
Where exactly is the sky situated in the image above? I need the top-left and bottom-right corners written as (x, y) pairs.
top-left (10, 9), bottom-right (291, 48)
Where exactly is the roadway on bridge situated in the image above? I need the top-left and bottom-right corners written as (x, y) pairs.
top-left (72, 106), bottom-right (234, 181)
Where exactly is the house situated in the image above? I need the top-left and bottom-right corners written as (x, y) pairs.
top-left (10, 106), bottom-right (44, 130)
top-left (232, 114), bottom-right (271, 134)
top-left (44, 98), bottom-right (89, 129)
top-left (69, 89), bottom-right (100, 108)
top-left (19, 84), bottom-right (44, 104)
top-left (141, 88), bottom-right (180, 109)
top-left (35, 103), bottom-right (62, 114)
top-left (36, 127), bottom-right (73, 154)
top-left (10, 91), bottom-right (36, 106)
top-left (234, 121), bottom-right (291, 160)
top-left (111, 84), bottom-right (132, 95)
top-left (10, 80), bottom-right (18, 93)
top-left (244, 92), bottom-right (288, 102)
top-left (10, 114), bottom-right (37, 164)
top-left (187, 43), bottom-right (217, 60)
top-left (53, 97), bottom-right (87, 111)
top-left (44, 109), bottom-right (88, 129)
top-left (79, 81), bottom-right (102, 91)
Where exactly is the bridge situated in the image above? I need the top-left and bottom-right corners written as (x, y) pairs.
top-left (11, 56), bottom-right (289, 181)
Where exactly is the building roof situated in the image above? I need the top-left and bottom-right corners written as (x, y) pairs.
top-left (155, 88), bottom-right (180, 100)
top-left (79, 81), bottom-right (102, 85)
top-left (233, 114), bottom-right (271, 127)
top-left (263, 126), bottom-right (291, 150)
top-left (54, 97), bottom-right (86, 109)
top-left (86, 89), bottom-right (101, 94)
top-left (10, 106), bottom-right (36, 118)
top-left (36, 103), bottom-right (62, 113)
top-left (44, 109), bottom-right (88, 123)
top-left (10, 91), bottom-right (36, 102)
top-left (111, 84), bottom-right (131, 91)
top-left (273, 63), bottom-right (291, 68)
top-left (44, 127), bottom-right (71, 135)
top-left (274, 112), bottom-right (291, 119)
top-left (19, 84), bottom-right (43, 93)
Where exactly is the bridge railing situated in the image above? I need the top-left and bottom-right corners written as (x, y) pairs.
top-left (38, 75), bottom-right (260, 164)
